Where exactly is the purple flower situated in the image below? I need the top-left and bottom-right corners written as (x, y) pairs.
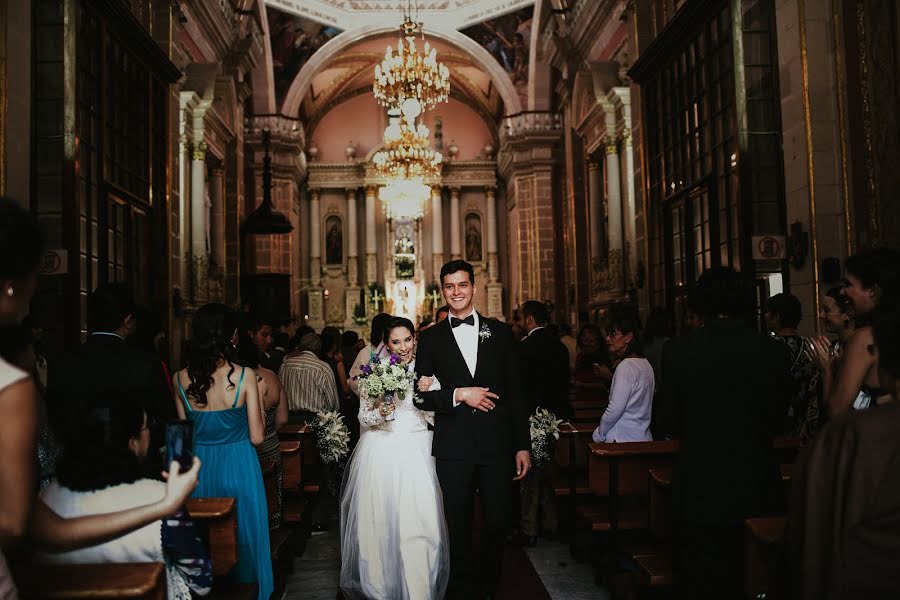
top-left (389, 354), bottom-right (402, 365)
top-left (360, 364), bottom-right (373, 376)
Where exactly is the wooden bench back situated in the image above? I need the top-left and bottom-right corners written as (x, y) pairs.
top-left (186, 497), bottom-right (238, 577)
top-left (260, 459), bottom-right (277, 517)
top-left (280, 440), bottom-right (301, 491)
top-left (588, 440), bottom-right (680, 498)
top-left (14, 562), bottom-right (165, 599)
top-left (555, 422), bottom-right (595, 471)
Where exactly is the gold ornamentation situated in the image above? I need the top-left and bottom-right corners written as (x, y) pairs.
top-left (373, 19), bottom-right (450, 114)
top-left (832, 0), bottom-right (853, 255)
top-left (192, 141), bottom-right (207, 161)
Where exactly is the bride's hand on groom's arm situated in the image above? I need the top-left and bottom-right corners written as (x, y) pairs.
top-left (455, 387), bottom-right (498, 412)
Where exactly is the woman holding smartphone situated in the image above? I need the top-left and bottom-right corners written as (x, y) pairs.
top-left (173, 303), bottom-right (272, 600)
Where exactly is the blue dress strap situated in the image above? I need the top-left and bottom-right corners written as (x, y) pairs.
top-left (232, 367), bottom-right (246, 408)
top-left (176, 375), bottom-right (193, 413)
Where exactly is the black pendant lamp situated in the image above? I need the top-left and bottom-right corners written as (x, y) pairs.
top-left (242, 130), bottom-right (293, 235)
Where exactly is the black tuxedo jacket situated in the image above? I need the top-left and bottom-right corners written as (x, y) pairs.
top-left (660, 318), bottom-right (792, 524)
top-left (520, 327), bottom-right (571, 417)
top-left (415, 314), bottom-right (531, 464)
top-left (47, 334), bottom-right (175, 447)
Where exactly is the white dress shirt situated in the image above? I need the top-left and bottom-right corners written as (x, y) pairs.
top-left (592, 357), bottom-right (655, 443)
top-left (449, 309), bottom-right (479, 406)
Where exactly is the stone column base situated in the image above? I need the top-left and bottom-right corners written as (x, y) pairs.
top-left (486, 282), bottom-right (504, 321)
top-left (307, 287), bottom-right (325, 331)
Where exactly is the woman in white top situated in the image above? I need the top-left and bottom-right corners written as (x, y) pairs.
top-left (593, 306), bottom-right (655, 443)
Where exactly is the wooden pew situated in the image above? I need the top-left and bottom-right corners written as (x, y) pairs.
top-left (186, 497), bottom-right (257, 598)
top-left (14, 562), bottom-right (165, 599)
top-left (279, 440), bottom-right (307, 526)
top-left (744, 516), bottom-right (786, 600)
top-left (260, 459), bottom-right (277, 518)
top-left (632, 467), bottom-right (675, 589)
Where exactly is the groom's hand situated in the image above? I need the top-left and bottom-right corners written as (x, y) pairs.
top-left (456, 387), bottom-right (498, 412)
top-left (513, 450), bottom-right (531, 481)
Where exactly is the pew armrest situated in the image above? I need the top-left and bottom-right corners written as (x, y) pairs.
top-left (186, 498), bottom-right (238, 577)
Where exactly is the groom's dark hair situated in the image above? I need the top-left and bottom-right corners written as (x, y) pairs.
top-left (440, 259), bottom-right (475, 286)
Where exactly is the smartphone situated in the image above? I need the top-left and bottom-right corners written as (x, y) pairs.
top-left (165, 420), bottom-right (194, 471)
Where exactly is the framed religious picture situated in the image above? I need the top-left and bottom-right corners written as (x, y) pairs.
top-left (464, 212), bottom-right (483, 263)
top-left (325, 215), bottom-right (343, 265)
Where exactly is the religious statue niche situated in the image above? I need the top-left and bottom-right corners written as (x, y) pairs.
top-left (394, 221), bottom-right (416, 279)
top-left (325, 215), bottom-right (343, 265)
top-left (465, 213), bottom-right (483, 262)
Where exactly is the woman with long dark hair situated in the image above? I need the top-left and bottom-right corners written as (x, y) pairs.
top-left (172, 303), bottom-right (272, 600)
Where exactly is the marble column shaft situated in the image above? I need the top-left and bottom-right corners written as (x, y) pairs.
top-left (190, 138), bottom-right (208, 302)
top-left (588, 161), bottom-right (604, 261)
top-left (486, 187), bottom-right (498, 282)
top-left (605, 140), bottom-right (624, 293)
top-left (431, 186), bottom-right (444, 279)
top-left (365, 186), bottom-right (377, 284)
top-left (347, 187), bottom-right (358, 285)
top-left (310, 189), bottom-right (321, 284)
top-left (449, 187), bottom-right (461, 260)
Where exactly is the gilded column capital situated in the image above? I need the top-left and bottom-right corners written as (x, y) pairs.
top-left (366, 185), bottom-right (377, 198)
top-left (484, 186), bottom-right (496, 198)
top-left (192, 141), bottom-right (208, 161)
top-left (604, 137), bottom-right (618, 155)
top-left (345, 187), bottom-right (357, 198)
top-left (588, 160), bottom-right (603, 171)
top-left (449, 186), bottom-right (460, 198)
top-left (309, 188), bottom-right (320, 202)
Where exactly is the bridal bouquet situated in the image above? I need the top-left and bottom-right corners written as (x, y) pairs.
top-left (311, 410), bottom-right (350, 464)
top-left (354, 354), bottom-right (418, 419)
top-left (529, 407), bottom-right (563, 468)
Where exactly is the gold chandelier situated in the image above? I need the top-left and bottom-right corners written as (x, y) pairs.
top-left (373, 118), bottom-right (443, 180)
top-left (373, 18), bottom-right (450, 118)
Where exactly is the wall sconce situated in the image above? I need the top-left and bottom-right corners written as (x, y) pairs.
top-left (788, 221), bottom-right (808, 269)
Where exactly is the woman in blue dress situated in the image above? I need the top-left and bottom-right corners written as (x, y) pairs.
top-left (172, 303), bottom-right (272, 599)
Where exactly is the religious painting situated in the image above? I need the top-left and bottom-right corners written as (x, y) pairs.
top-left (461, 6), bottom-right (532, 105)
top-left (325, 215), bottom-right (343, 265)
top-left (465, 213), bottom-right (483, 263)
top-left (266, 7), bottom-right (342, 107)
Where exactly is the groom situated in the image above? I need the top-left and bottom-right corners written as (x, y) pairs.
top-left (416, 260), bottom-right (532, 599)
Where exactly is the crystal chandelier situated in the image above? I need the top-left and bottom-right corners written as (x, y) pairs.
top-left (373, 18), bottom-right (450, 119)
top-left (373, 118), bottom-right (442, 180)
top-left (379, 177), bottom-right (429, 220)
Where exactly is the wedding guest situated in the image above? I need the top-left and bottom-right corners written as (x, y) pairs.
top-left (684, 289), bottom-right (705, 332)
top-left (513, 301), bottom-right (568, 546)
top-left (434, 305), bottom-right (450, 324)
top-left (287, 325), bottom-right (314, 357)
top-left (593, 305), bottom-right (654, 443)
top-left (348, 313), bottom-right (392, 398)
top-left (340, 330), bottom-right (360, 368)
top-left (242, 313), bottom-right (281, 372)
top-left (573, 323), bottom-right (612, 400)
top-left (790, 306), bottom-right (900, 599)
top-left (48, 283), bottom-right (174, 471)
top-left (807, 247), bottom-right (900, 415)
top-left (662, 267), bottom-right (791, 599)
top-left (558, 323), bottom-right (578, 372)
top-left (764, 293), bottom-right (819, 435)
top-left (237, 331), bottom-right (288, 530)
top-left (39, 395), bottom-right (212, 598)
top-left (173, 303), bottom-right (272, 600)
top-left (321, 326), bottom-right (350, 405)
top-left (129, 306), bottom-right (172, 397)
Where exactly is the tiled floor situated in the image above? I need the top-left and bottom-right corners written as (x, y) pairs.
top-left (525, 539), bottom-right (610, 600)
top-left (283, 530), bottom-right (341, 600)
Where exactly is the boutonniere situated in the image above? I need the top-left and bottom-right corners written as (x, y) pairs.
top-left (479, 323), bottom-right (492, 342)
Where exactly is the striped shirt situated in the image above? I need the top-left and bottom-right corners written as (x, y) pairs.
top-left (279, 351), bottom-right (340, 414)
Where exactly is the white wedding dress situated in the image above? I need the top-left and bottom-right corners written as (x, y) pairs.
top-left (339, 362), bottom-right (450, 600)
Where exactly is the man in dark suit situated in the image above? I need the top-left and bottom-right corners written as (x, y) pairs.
top-left (661, 267), bottom-right (792, 600)
top-left (512, 300), bottom-right (570, 545)
top-left (416, 260), bottom-right (531, 600)
top-left (47, 283), bottom-right (174, 470)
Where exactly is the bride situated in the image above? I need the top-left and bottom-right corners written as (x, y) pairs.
top-left (339, 316), bottom-right (449, 600)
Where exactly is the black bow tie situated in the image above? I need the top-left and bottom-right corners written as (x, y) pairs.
top-left (450, 314), bottom-right (475, 328)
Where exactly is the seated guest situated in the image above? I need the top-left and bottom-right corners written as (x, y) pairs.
top-left (592, 305), bottom-right (654, 443)
top-left (573, 324), bottom-right (612, 398)
top-left (39, 395), bottom-right (211, 598)
top-left (764, 292), bottom-right (819, 435)
top-left (173, 303), bottom-right (272, 600)
top-left (790, 307), bottom-right (900, 599)
top-left (662, 267), bottom-right (791, 599)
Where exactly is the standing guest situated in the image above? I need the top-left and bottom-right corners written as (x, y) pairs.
top-left (592, 305), bottom-right (654, 443)
top-left (764, 293), bottom-right (819, 435)
top-left (513, 300), bottom-right (569, 546)
top-left (242, 314), bottom-right (281, 373)
top-left (129, 307), bottom-right (172, 397)
top-left (321, 326), bottom-right (349, 408)
top-left (684, 289), bottom-right (705, 332)
top-left (237, 332), bottom-right (288, 530)
top-left (173, 303), bottom-right (272, 600)
top-left (287, 325), bottom-right (315, 358)
top-left (558, 323), bottom-right (578, 373)
top-left (348, 313), bottom-right (392, 398)
top-left (790, 307), bottom-right (900, 599)
top-left (573, 323), bottom-right (612, 400)
top-left (39, 396), bottom-right (212, 598)
top-left (807, 248), bottom-right (899, 415)
top-left (435, 305), bottom-right (450, 324)
top-left (270, 331), bottom-right (289, 370)
top-left (48, 283), bottom-right (174, 472)
top-left (662, 267), bottom-right (791, 600)
top-left (279, 333), bottom-right (341, 531)
top-left (340, 330), bottom-right (360, 369)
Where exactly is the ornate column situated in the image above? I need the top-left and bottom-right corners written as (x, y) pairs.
top-left (365, 186), bottom-right (378, 285)
top-left (307, 188), bottom-right (324, 329)
top-left (449, 187), bottom-right (461, 260)
top-left (176, 95), bottom-right (192, 295)
top-left (588, 160), bottom-right (604, 288)
top-left (622, 131), bottom-right (637, 285)
top-left (605, 136), bottom-right (624, 294)
top-left (189, 99), bottom-right (211, 304)
top-left (485, 185), bottom-right (503, 319)
top-left (345, 187), bottom-right (361, 328)
top-left (431, 185), bottom-right (444, 279)
top-left (209, 167), bottom-right (226, 301)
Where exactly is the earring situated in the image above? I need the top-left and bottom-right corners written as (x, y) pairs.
top-left (5, 286), bottom-right (12, 297)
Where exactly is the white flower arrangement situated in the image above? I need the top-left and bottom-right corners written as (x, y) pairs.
top-left (354, 354), bottom-right (420, 415)
top-left (478, 322), bottom-right (492, 341)
top-left (311, 410), bottom-right (350, 464)
top-left (529, 407), bottom-right (563, 468)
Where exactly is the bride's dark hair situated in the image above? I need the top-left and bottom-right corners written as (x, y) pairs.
top-left (383, 316), bottom-right (416, 346)
top-left (186, 303), bottom-right (238, 406)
